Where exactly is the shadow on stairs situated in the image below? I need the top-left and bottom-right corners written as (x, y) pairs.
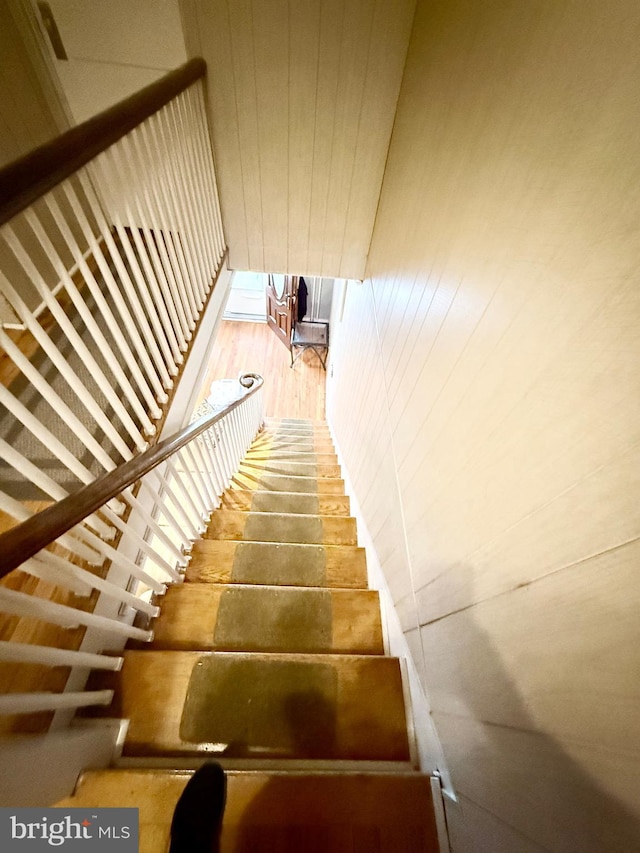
top-left (61, 418), bottom-right (440, 851)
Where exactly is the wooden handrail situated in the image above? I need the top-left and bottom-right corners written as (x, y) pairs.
top-left (0, 374), bottom-right (264, 579)
top-left (0, 57), bottom-right (206, 226)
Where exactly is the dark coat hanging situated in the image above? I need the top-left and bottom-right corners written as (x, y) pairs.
top-left (297, 276), bottom-right (308, 321)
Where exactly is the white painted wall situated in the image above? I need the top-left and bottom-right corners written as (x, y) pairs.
top-left (40, 0), bottom-right (186, 123)
top-left (0, 0), bottom-right (72, 323)
top-left (327, 1), bottom-right (640, 849)
top-left (0, 0), bottom-right (68, 168)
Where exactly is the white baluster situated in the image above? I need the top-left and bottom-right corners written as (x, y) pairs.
top-left (0, 328), bottom-right (117, 482)
top-left (0, 587), bottom-right (153, 641)
top-left (26, 205), bottom-right (157, 435)
top-left (191, 82), bottom-right (226, 261)
top-left (173, 447), bottom-right (208, 522)
top-left (84, 159), bottom-right (173, 395)
top-left (0, 436), bottom-right (113, 541)
top-left (136, 120), bottom-right (195, 334)
top-left (0, 641), bottom-right (123, 671)
top-left (166, 99), bottom-right (209, 303)
top-left (210, 423), bottom-right (232, 490)
top-left (101, 498), bottom-right (184, 580)
top-left (108, 140), bottom-right (183, 368)
top-left (118, 133), bottom-right (188, 356)
top-left (121, 487), bottom-right (187, 567)
top-left (151, 108), bottom-right (205, 313)
top-left (69, 522), bottom-right (167, 594)
top-left (182, 443), bottom-right (214, 513)
top-left (22, 549), bottom-right (161, 614)
top-left (151, 107), bottom-right (201, 320)
top-left (227, 409), bottom-right (244, 472)
top-left (0, 489), bottom-right (101, 569)
top-left (71, 173), bottom-right (168, 404)
top-left (93, 149), bottom-right (176, 383)
top-left (141, 467), bottom-right (200, 542)
top-left (0, 272), bottom-right (140, 465)
top-left (173, 92), bottom-right (216, 280)
top-left (43, 193), bottom-right (161, 426)
top-left (213, 420), bottom-right (233, 483)
top-left (0, 384), bottom-right (125, 515)
top-left (0, 691), bottom-right (114, 715)
top-left (2, 224), bottom-right (147, 453)
top-left (229, 408), bottom-right (244, 468)
top-left (162, 458), bottom-right (206, 532)
top-left (185, 85), bottom-right (225, 266)
top-left (198, 430), bottom-right (224, 506)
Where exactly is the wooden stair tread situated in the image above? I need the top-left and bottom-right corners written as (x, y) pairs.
top-left (245, 450), bottom-right (339, 464)
top-left (63, 416), bottom-right (428, 848)
top-left (263, 421), bottom-right (332, 431)
top-left (260, 425), bottom-right (333, 441)
top-left (252, 436), bottom-right (336, 450)
top-left (205, 510), bottom-right (358, 546)
top-left (239, 459), bottom-right (341, 478)
top-left (186, 540), bottom-right (368, 588)
top-left (265, 417), bottom-right (329, 423)
top-left (96, 651), bottom-right (409, 762)
top-left (57, 769), bottom-right (439, 853)
top-left (148, 584), bottom-right (383, 654)
top-left (220, 489), bottom-right (350, 516)
top-left (229, 471), bottom-right (345, 494)
top-left (262, 422), bottom-right (332, 432)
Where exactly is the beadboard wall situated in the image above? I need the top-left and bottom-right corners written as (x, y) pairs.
top-left (327, 0), bottom-right (640, 849)
top-left (180, 0), bottom-right (416, 279)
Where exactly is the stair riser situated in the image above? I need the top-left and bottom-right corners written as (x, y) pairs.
top-left (205, 511), bottom-right (358, 546)
top-left (187, 541), bottom-right (368, 588)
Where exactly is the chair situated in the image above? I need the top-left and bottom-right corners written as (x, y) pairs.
top-left (290, 320), bottom-right (329, 370)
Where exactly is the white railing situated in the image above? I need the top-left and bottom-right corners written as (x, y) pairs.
top-left (0, 58), bottom-right (224, 499)
top-left (0, 375), bottom-right (264, 721)
top-left (0, 59), bottom-right (255, 732)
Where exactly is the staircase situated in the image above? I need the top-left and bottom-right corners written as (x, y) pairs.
top-left (59, 418), bottom-right (439, 851)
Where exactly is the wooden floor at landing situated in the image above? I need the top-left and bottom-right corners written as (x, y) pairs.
top-left (195, 320), bottom-right (327, 421)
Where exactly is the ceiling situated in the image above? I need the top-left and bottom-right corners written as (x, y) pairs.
top-left (181, 0), bottom-right (416, 279)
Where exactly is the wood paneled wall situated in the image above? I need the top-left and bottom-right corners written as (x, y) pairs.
top-left (328, 1), bottom-right (640, 849)
top-left (180, 0), bottom-right (416, 279)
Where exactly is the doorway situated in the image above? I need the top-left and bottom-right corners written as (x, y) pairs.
top-left (199, 272), bottom-right (335, 420)
top-left (223, 272), bottom-right (334, 326)
top-left (223, 271), bottom-right (268, 323)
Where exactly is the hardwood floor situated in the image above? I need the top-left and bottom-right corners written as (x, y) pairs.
top-left (195, 320), bottom-right (326, 421)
